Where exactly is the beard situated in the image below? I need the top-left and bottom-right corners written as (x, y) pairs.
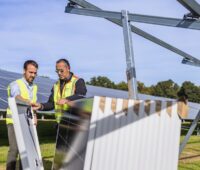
top-left (28, 77), bottom-right (35, 83)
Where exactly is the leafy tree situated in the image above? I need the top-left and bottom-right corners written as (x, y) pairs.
top-left (138, 81), bottom-right (152, 94)
top-left (151, 79), bottom-right (179, 99)
top-left (87, 76), bottom-right (116, 89)
top-left (178, 81), bottom-right (200, 103)
top-left (87, 76), bottom-right (200, 103)
top-left (87, 77), bottom-right (152, 93)
top-left (116, 81), bottom-right (128, 91)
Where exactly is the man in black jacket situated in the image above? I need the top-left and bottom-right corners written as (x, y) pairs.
top-left (32, 58), bottom-right (87, 123)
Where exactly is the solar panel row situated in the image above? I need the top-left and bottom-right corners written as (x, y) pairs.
top-left (0, 69), bottom-right (200, 120)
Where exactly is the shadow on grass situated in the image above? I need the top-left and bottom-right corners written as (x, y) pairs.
top-left (43, 159), bottom-right (53, 170)
top-left (39, 137), bottom-right (56, 144)
top-left (0, 138), bottom-right (9, 146)
top-left (187, 140), bottom-right (200, 145)
top-left (180, 154), bottom-right (200, 160)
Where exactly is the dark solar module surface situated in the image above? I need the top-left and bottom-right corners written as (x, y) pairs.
top-left (0, 88), bottom-right (7, 109)
top-left (86, 85), bottom-right (128, 98)
top-left (0, 70), bottom-right (21, 82)
top-left (0, 88), bottom-right (7, 99)
top-left (0, 77), bottom-right (13, 87)
top-left (0, 101), bottom-right (8, 110)
top-left (37, 83), bottom-right (53, 94)
top-left (0, 69), bottom-right (200, 120)
top-left (37, 94), bottom-right (49, 103)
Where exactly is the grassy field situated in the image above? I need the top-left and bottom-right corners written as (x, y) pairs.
top-left (0, 138), bottom-right (55, 170)
top-left (0, 120), bottom-right (200, 169)
top-left (0, 120), bottom-right (56, 170)
top-left (179, 136), bottom-right (200, 170)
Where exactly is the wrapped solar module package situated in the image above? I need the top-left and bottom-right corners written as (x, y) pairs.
top-left (53, 96), bottom-right (187, 170)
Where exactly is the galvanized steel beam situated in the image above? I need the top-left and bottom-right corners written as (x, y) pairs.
top-left (121, 10), bottom-right (138, 99)
top-left (130, 13), bottom-right (200, 30)
top-left (67, 0), bottom-right (200, 65)
top-left (66, 5), bottom-right (200, 30)
top-left (178, 0), bottom-right (200, 17)
top-left (65, 6), bottom-right (122, 20)
top-left (182, 58), bottom-right (200, 67)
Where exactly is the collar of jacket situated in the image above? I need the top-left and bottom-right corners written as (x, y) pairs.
top-left (59, 72), bottom-right (73, 85)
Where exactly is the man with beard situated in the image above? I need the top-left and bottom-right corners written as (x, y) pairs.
top-left (6, 60), bottom-right (38, 170)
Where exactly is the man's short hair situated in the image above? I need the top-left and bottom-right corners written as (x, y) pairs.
top-left (24, 60), bottom-right (38, 70)
top-left (56, 58), bottom-right (70, 69)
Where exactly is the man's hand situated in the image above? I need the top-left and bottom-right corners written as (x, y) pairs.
top-left (56, 99), bottom-right (68, 105)
top-left (56, 99), bottom-right (75, 107)
top-left (31, 103), bottom-right (42, 111)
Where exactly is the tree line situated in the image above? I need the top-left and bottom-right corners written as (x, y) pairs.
top-left (86, 76), bottom-right (200, 103)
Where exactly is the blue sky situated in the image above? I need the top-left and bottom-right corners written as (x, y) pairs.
top-left (0, 0), bottom-right (200, 86)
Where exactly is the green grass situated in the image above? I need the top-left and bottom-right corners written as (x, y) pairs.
top-left (179, 136), bottom-right (200, 170)
top-left (0, 138), bottom-right (55, 170)
top-left (40, 137), bottom-right (56, 169)
top-left (0, 119), bottom-right (56, 169)
top-left (0, 120), bottom-right (200, 169)
top-left (0, 140), bottom-right (8, 170)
